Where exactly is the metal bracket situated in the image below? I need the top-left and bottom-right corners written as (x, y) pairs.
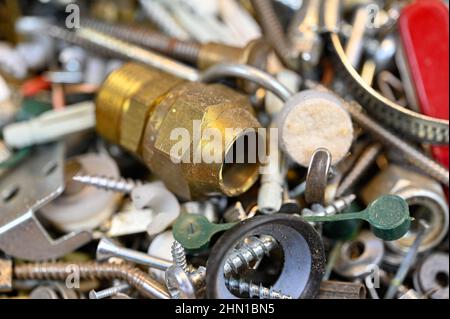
top-left (0, 142), bottom-right (92, 261)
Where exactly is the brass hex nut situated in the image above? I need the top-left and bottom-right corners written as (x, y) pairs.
top-left (142, 82), bottom-right (262, 199)
top-left (95, 62), bottom-right (162, 144)
top-left (120, 72), bottom-right (183, 153)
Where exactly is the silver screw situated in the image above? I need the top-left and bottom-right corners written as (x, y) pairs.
top-left (301, 194), bottom-right (356, 217)
top-left (225, 277), bottom-right (292, 299)
top-left (72, 175), bottom-right (141, 194)
top-left (81, 18), bottom-right (200, 65)
top-left (89, 283), bottom-right (130, 299)
top-left (165, 242), bottom-right (206, 299)
top-left (336, 143), bottom-right (382, 197)
top-left (44, 24), bottom-right (200, 82)
top-left (96, 237), bottom-right (172, 271)
top-left (223, 235), bottom-right (277, 277)
top-left (171, 240), bottom-right (189, 273)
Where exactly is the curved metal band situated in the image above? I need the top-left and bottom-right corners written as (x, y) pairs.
top-left (200, 63), bottom-right (293, 102)
top-left (328, 33), bottom-right (449, 145)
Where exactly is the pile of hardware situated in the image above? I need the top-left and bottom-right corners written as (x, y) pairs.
top-left (0, 0), bottom-right (448, 299)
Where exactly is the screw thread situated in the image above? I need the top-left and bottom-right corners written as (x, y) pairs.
top-left (336, 143), bottom-right (382, 197)
top-left (223, 235), bottom-right (277, 276)
top-left (14, 262), bottom-right (169, 299)
top-left (302, 194), bottom-right (356, 217)
top-left (89, 283), bottom-right (130, 299)
top-left (82, 18), bottom-right (200, 64)
top-left (171, 241), bottom-right (189, 273)
top-left (225, 277), bottom-right (292, 299)
top-left (72, 175), bottom-right (140, 194)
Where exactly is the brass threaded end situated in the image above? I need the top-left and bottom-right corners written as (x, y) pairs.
top-left (95, 63), bottom-right (262, 199)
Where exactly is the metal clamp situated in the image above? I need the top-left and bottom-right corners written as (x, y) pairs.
top-left (0, 142), bottom-right (92, 261)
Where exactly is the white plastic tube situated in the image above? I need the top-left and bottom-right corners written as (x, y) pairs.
top-left (3, 101), bottom-right (95, 149)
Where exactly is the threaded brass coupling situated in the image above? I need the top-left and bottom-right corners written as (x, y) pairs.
top-left (96, 63), bottom-right (262, 199)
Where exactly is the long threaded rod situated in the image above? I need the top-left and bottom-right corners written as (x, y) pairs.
top-left (82, 18), bottom-right (200, 64)
top-left (14, 262), bottom-right (169, 299)
top-left (171, 241), bottom-right (189, 273)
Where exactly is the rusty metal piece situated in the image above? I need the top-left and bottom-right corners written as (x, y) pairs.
top-left (318, 280), bottom-right (366, 299)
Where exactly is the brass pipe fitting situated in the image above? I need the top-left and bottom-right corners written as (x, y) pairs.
top-left (96, 63), bottom-right (262, 199)
top-left (197, 39), bottom-right (271, 71)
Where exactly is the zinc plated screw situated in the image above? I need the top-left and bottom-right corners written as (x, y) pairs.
top-left (96, 237), bottom-right (172, 271)
top-left (73, 175), bottom-right (141, 194)
top-left (225, 277), bottom-right (292, 299)
top-left (336, 143), bottom-right (382, 197)
top-left (13, 262), bottom-right (170, 299)
top-left (223, 235), bottom-right (277, 277)
top-left (301, 194), bottom-right (357, 217)
top-left (171, 241), bottom-right (189, 273)
top-left (89, 283), bottom-right (130, 299)
top-left (165, 241), bottom-right (206, 299)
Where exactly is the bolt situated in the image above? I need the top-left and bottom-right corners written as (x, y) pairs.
top-left (13, 262), bottom-right (169, 299)
top-left (89, 283), bottom-right (130, 299)
top-left (336, 143), bottom-right (382, 197)
top-left (225, 277), bottom-right (292, 299)
top-left (72, 175), bottom-right (141, 194)
top-left (223, 235), bottom-right (277, 277)
top-left (345, 102), bottom-right (449, 186)
top-left (301, 194), bottom-right (357, 217)
top-left (43, 24), bottom-right (200, 81)
top-left (171, 241), bottom-right (189, 273)
top-left (96, 237), bottom-right (172, 271)
top-left (81, 18), bottom-right (270, 71)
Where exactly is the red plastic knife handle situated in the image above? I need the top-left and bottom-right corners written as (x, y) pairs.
top-left (399, 0), bottom-right (449, 169)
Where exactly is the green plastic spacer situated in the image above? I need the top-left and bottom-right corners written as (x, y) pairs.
top-left (172, 214), bottom-right (237, 252)
top-left (303, 195), bottom-right (412, 241)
